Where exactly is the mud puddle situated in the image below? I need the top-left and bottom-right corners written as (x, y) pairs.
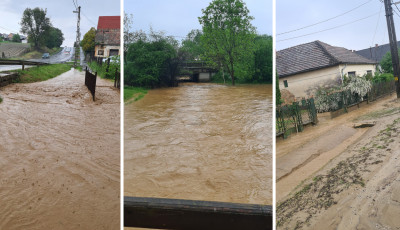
top-left (124, 83), bottom-right (272, 205)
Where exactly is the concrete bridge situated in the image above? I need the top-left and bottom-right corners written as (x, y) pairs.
top-left (178, 61), bottom-right (217, 82)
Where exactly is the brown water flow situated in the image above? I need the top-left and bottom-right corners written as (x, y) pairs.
top-left (124, 83), bottom-right (272, 205)
top-left (0, 69), bottom-right (120, 230)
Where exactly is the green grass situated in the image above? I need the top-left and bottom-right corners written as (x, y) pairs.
top-left (15, 64), bottom-right (71, 83)
top-left (0, 95), bottom-right (3, 103)
top-left (124, 86), bottom-right (148, 102)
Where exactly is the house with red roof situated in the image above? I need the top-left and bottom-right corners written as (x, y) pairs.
top-left (95, 16), bottom-right (120, 58)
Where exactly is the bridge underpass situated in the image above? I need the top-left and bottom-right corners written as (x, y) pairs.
top-left (177, 61), bottom-right (217, 82)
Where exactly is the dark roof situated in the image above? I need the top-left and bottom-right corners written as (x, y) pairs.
top-left (97, 16), bottom-right (120, 30)
top-left (356, 42), bottom-right (400, 63)
top-left (277, 40), bottom-right (377, 77)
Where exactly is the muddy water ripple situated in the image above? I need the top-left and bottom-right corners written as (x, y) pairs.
top-left (124, 83), bottom-right (272, 205)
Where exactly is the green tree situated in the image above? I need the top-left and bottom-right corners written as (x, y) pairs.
top-left (45, 27), bottom-right (64, 48)
top-left (276, 74), bottom-right (282, 106)
top-left (181, 29), bottom-right (204, 61)
top-left (20, 7), bottom-right (52, 48)
top-left (253, 35), bottom-right (272, 83)
top-left (380, 49), bottom-right (400, 74)
top-left (199, 0), bottom-right (256, 85)
top-left (81, 27), bottom-right (96, 53)
top-left (12, 34), bottom-right (21, 42)
top-left (125, 31), bottom-right (178, 88)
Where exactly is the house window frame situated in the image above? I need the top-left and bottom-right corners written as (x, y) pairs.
top-left (348, 71), bottom-right (356, 77)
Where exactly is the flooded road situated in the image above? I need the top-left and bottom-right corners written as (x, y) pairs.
top-left (124, 83), bottom-right (272, 205)
top-left (0, 69), bottom-right (120, 229)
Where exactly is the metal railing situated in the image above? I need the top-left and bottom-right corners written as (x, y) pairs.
top-left (124, 196), bottom-right (272, 230)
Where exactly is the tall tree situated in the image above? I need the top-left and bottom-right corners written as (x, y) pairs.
top-left (181, 29), bottom-right (204, 61)
top-left (12, 34), bottom-right (21, 43)
top-left (20, 7), bottom-right (52, 48)
top-left (81, 27), bottom-right (96, 53)
top-left (199, 0), bottom-right (256, 85)
top-left (45, 27), bottom-right (64, 48)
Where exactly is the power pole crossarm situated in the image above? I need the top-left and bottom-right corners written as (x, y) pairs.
top-left (383, 0), bottom-right (400, 98)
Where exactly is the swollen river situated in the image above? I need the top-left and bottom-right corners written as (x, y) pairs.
top-left (124, 83), bottom-right (272, 205)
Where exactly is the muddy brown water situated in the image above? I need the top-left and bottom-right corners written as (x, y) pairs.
top-left (0, 69), bottom-right (120, 230)
top-left (124, 83), bottom-right (272, 205)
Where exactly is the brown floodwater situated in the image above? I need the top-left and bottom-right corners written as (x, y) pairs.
top-left (124, 83), bottom-right (272, 205)
top-left (0, 69), bottom-right (120, 230)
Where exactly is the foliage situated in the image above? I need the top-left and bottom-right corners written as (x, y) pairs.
top-left (20, 7), bottom-right (52, 48)
top-left (44, 27), bottom-right (64, 49)
top-left (372, 72), bottom-right (394, 83)
top-left (276, 74), bottom-right (282, 105)
top-left (12, 34), bottom-right (21, 42)
top-left (125, 30), bottom-right (179, 88)
top-left (253, 35), bottom-right (273, 83)
top-left (15, 64), bottom-right (71, 83)
top-left (87, 55), bottom-right (120, 79)
top-left (181, 29), bottom-right (204, 61)
top-left (344, 75), bottom-right (371, 97)
top-left (0, 95), bottom-right (2, 103)
top-left (314, 86), bottom-right (342, 112)
top-left (380, 49), bottom-right (400, 74)
top-left (199, 0), bottom-right (256, 85)
top-left (81, 27), bottom-right (96, 53)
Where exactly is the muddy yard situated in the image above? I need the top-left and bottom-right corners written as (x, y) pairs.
top-left (277, 94), bottom-right (400, 229)
top-left (0, 69), bottom-right (120, 230)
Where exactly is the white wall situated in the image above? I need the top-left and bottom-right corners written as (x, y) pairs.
top-left (279, 64), bottom-right (376, 98)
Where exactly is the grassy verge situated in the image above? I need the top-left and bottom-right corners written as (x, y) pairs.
top-left (19, 46), bottom-right (63, 59)
top-left (124, 86), bottom-right (148, 102)
top-left (15, 63), bottom-right (71, 83)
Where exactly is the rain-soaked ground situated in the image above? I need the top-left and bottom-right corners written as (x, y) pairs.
top-left (124, 83), bottom-right (272, 205)
top-left (0, 69), bottom-right (120, 230)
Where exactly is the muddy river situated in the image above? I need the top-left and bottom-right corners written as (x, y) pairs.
top-left (124, 83), bottom-right (272, 205)
top-left (0, 69), bottom-right (120, 229)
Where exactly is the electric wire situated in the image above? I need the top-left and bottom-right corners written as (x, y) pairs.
top-left (277, 12), bottom-right (380, 42)
top-left (277, 0), bottom-right (373, 36)
top-left (371, 5), bottom-right (383, 46)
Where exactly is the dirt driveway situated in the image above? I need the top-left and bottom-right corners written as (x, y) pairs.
top-left (277, 94), bottom-right (400, 229)
top-left (0, 69), bottom-right (120, 230)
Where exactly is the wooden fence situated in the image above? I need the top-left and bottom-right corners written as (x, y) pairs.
top-left (124, 196), bottom-right (272, 230)
top-left (85, 67), bottom-right (97, 101)
top-left (276, 98), bottom-right (318, 139)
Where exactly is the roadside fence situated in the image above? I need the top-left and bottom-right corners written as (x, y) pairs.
top-left (85, 67), bottom-right (97, 101)
top-left (276, 98), bottom-right (318, 139)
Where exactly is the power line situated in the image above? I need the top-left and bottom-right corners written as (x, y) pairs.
top-left (277, 0), bottom-right (373, 36)
top-left (277, 12), bottom-right (380, 42)
top-left (82, 12), bottom-right (97, 27)
top-left (371, 5), bottom-right (383, 46)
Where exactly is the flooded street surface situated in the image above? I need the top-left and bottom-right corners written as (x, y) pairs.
top-left (0, 69), bottom-right (120, 230)
top-left (125, 83), bottom-right (272, 205)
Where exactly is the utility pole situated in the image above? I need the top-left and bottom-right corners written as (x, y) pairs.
top-left (73, 6), bottom-right (81, 68)
top-left (383, 0), bottom-right (400, 98)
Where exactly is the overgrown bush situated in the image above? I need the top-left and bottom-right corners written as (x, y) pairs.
top-left (344, 75), bottom-right (371, 97)
top-left (372, 73), bottom-right (394, 83)
top-left (314, 86), bottom-right (342, 112)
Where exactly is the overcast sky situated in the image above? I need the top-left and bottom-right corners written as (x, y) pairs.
top-left (0, 0), bottom-right (120, 47)
top-left (277, 0), bottom-right (400, 51)
top-left (125, 0), bottom-right (272, 40)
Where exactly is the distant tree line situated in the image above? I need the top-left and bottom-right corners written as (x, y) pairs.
top-left (124, 0), bottom-right (272, 88)
top-left (20, 7), bottom-right (64, 49)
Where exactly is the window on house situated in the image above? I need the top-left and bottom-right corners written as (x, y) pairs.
top-left (98, 50), bottom-right (104, 55)
top-left (109, 49), bottom-right (119, 56)
top-left (367, 70), bottom-right (372, 75)
top-left (283, 80), bottom-right (288, 88)
top-left (348, 71), bottom-right (356, 77)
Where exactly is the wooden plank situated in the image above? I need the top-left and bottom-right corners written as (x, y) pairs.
top-left (124, 196), bottom-right (272, 230)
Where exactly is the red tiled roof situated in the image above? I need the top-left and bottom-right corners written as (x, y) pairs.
top-left (97, 16), bottom-right (120, 30)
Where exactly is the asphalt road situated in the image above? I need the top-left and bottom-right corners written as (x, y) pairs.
top-left (0, 47), bottom-right (76, 72)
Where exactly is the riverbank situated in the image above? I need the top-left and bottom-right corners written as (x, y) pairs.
top-left (124, 86), bottom-right (148, 103)
top-left (277, 94), bottom-right (400, 229)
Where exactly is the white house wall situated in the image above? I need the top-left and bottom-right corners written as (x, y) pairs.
top-left (95, 45), bottom-right (120, 58)
top-left (279, 64), bottom-right (376, 98)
